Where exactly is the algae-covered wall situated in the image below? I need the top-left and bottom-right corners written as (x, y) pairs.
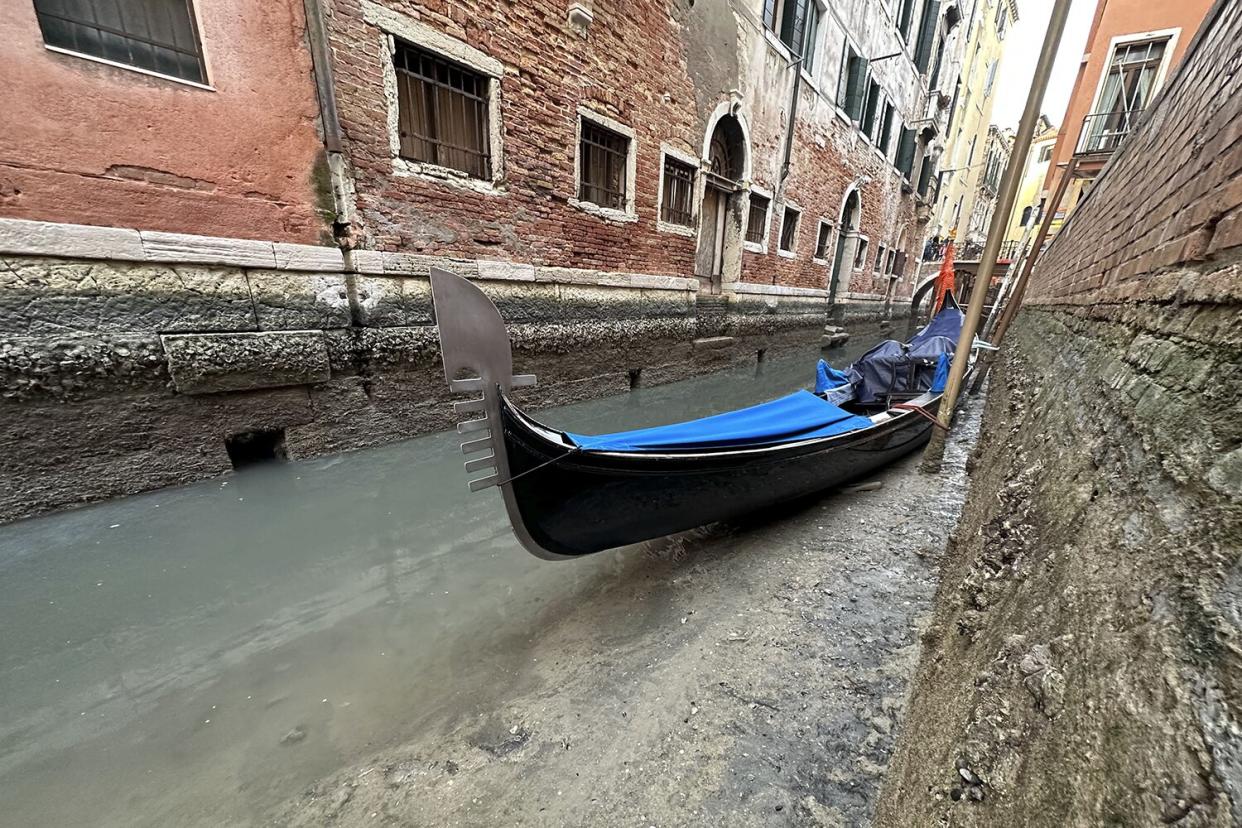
top-left (878, 1), bottom-right (1241, 824)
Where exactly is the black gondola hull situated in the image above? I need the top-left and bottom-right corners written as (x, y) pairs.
top-left (500, 395), bottom-right (942, 557)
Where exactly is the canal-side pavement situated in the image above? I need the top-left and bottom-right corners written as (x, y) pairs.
top-left (275, 397), bottom-right (984, 827)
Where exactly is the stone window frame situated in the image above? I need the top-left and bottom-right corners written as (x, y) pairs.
top-left (777, 201), bottom-right (802, 259)
top-left (744, 184), bottom-right (774, 254)
top-left (363, 0), bottom-right (506, 195)
top-left (852, 234), bottom-right (870, 270)
top-left (571, 107), bottom-right (638, 223)
top-left (811, 218), bottom-right (834, 265)
top-left (656, 145), bottom-right (700, 237)
top-left (1084, 28), bottom-right (1182, 125)
top-left (35, 0), bottom-right (215, 91)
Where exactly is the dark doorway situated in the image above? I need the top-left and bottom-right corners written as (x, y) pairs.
top-left (696, 112), bottom-right (748, 294)
top-left (830, 189), bottom-right (861, 305)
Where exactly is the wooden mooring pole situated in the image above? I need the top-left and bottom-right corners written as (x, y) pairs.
top-left (921, 0), bottom-right (1075, 472)
top-left (968, 156), bottom-right (1081, 394)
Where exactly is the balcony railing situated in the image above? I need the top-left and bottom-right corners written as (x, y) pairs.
top-left (1076, 109), bottom-right (1144, 155)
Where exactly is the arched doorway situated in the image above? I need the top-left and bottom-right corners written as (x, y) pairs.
top-left (830, 188), bottom-right (861, 305)
top-left (696, 113), bottom-right (747, 294)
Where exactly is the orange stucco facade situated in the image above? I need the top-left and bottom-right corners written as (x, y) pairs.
top-left (1043, 0), bottom-right (1213, 201)
top-left (0, 1), bottom-right (328, 243)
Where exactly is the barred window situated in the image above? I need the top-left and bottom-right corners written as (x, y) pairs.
top-left (579, 120), bottom-right (629, 210)
top-left (660, 157), bottom-right (695, 227)
top-left (33, 0), bottom-right (206, 84)
top-left (746, 194), bottom-right (770, 244)
top-left (394, 41), bottom-right (492, 179)
top-left (779, 205), bottom-right (800, 253)
top-left (814, 220), bottom-right (832, 259)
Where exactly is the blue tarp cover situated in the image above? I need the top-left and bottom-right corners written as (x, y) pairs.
top-left (567, 390), bottom-right (874, 451)
top-left (815, 359), bottom-right (851, 394)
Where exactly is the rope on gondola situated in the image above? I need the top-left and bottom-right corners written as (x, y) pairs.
top-left (495, 445), bottom-right (583, 487)
top-left (892, 402), bottom-right (950, 432)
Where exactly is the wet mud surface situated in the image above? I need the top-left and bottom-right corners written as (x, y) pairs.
top-left (275, 402), bottom-right (983, 827)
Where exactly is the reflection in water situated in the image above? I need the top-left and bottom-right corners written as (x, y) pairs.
top-left (0, 340), bottom-right (880, 826)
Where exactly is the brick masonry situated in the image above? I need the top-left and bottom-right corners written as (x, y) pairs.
top-left (878, 2), bottom-right (1242, 823)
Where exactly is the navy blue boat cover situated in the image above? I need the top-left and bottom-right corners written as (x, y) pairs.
top-left (566, 390), bottom-right (874, 451)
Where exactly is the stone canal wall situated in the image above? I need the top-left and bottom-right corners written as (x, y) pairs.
top-left (879, 2), bottom-right (1242, 824)
top-left (0, 217), bottom-right (907, 523)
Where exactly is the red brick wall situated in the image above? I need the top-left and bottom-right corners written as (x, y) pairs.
top-left (1029, 1), bottom-right (1241, 308)
top-left (329, 0), bottom-right (925, 295)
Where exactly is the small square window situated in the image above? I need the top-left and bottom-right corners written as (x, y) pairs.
top-left (579, 120), bottom-right (630, 210)
top-left (779, 206), bottom-right (801, 253)
top-left (660, 156), bottom-right (696, 227)
top-left (34, 0), bottom-right (206, 84)
top-left (886, 249), bottom-right (897, 275)
top-left (814, 221), bottom-right (833, 259)
top-left (746, 194), bottom-right (771, 244)
top-left (853, 237), bottom-right (869, 269)
top-left (395, 42), bottom-right (492, 179)
top-left (1038, 145), bottom-right (1053, 163)
top-left (874, 244), bottom-right (887, 273)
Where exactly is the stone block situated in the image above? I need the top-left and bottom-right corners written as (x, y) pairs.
top-left (272, 242), bottom-right (346, 272)
top-left (0, 218), bottom-right (146, 261)
top-left (248, 270), bottom-right (352, 330)
top-left (0, 257), bottom-right (256, 335)
top-left (355, 276), bottom-right (433, 326)
top-left (140, 231), bottom-right (277, 268)
top-left (162, 331), bottom-right (330, 394)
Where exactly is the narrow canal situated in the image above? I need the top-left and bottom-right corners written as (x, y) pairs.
top-left (0, 337), bottom-right (889, 827)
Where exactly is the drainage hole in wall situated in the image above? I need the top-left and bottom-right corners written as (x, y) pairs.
top-left (756, 348), bottom-right (767, 363)
top-left (628, 368), bottom-right (642, 389)
top-left (225, 428), bottom-right (288, 470)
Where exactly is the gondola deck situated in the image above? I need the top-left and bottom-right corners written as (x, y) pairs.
top-left (430, 267), bottom-right (960, 559)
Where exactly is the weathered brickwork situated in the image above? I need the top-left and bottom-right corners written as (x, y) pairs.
top-left (880, 2), bottom-right (1242, 823)
top-left (326, 0), bottom-right (931, 298)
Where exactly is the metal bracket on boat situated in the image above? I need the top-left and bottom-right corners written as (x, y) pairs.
top-left (429, 266), bottom-right (536, 494)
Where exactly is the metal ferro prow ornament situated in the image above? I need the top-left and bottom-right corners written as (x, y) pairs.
top-left (428, 268), bottom-right (564, 560)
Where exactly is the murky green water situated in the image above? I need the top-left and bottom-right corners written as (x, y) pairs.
top-left (0, 339), bottom-right (882, 826)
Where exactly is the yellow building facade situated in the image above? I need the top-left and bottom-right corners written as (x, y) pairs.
top-left (1004, 117), bottom-right (1058, 244)
top-left (927, 0), bottom-right (1018, 249)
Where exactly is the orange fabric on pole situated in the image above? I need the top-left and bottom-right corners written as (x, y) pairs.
top-left (933, 240), bottom-right (956, 312)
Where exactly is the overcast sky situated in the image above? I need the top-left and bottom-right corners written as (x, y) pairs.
top-left (990, 0), bottom-right (1099, 129)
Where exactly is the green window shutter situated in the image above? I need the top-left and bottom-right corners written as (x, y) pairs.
top-left (897, 127), bottom-right (916, 177)
top-left (845, 56), bottom-right (868, 121)
top-left (914, 1), bottom-right (940, 73)
top-left (836, 42), bottom-right (852, 109)
top-left (917, 156), bottom-right (934, 196)
top-left (898, 0), bottom-right (917, 40)
top-left (861, 82), bottom-right (880, 135)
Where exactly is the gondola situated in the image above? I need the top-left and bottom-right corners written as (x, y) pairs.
top-left (430, 267), bottom-right (964, 560)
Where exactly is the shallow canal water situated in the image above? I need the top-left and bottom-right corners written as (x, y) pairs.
top-left (0, 338), bottom-right (883, 827)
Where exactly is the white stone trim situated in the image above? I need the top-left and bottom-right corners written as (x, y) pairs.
top-left (842, 290), bottom-right (887, 302)
top-left (730, 282), bottom-right (828, 298)
top-left (655, 144), bottom-right (700, 236)
top-left (367, 4), bottom-right (506, 192)
top-left (44, 45), bottom-right (216, 92)
top-left (0, 219), bottom-right (701, 292)
top-left (0, 218), bottom-right (342, 270)
top-left (361, 0), bottom-right (502, 76)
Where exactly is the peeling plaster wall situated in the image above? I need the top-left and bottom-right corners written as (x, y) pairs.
top-left (0, 0), bottom-right (328, 244)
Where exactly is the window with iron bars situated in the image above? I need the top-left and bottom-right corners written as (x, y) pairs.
top-left (33, 0), bottom-right (206, 84)
top-left (579, 120), bottom-right (629, 210)
top-left (394, 42), bottom-right (492, 179)
top-left (660, 157), bottom-right (696, 227)
top-left (746, 194), bottom-right (770, 244)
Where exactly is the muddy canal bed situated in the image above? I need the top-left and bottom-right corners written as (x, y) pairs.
top-left (0, 340), bottom-right (981, 826)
